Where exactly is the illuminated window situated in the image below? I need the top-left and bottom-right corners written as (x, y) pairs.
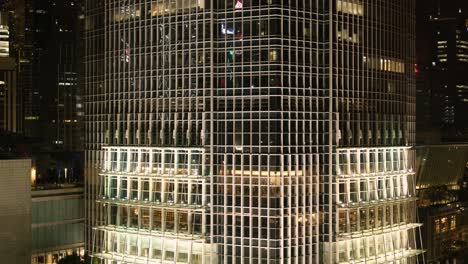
top-left (221, 24), bottom-right (234, 35)
top-left (141, 208), bottom-right (150, 229)
top-left (450, 215), bottom-right (456, 230)
top-left (151, 0), bottom-right (204, 17)
top-left (441, 217), bottom-right (448, 232)
top-left (435, 216), bottom-right (451, 233)
top-left (152, 210), bottom-right (162, 231)
top-left (364, 57), bottom-right (405, 73)
top-left (113, 5), bottom-right (141, 21)
top-left (0, 28), bottom-right (9, 57)
top-left (141, 237), bottom-right (150, 257)
top-left (337, 0), bottom-right (364, 16)
top-left (269, 50), bottom-right (279, 61)
top-left (165, 211), bottom-right (175, 231)
top-left (337, 29), bottom-right (360, 43)
top-left (178, 212), bottom-right (189, 232)
top-left (130, 207), bottom-right (139, 228)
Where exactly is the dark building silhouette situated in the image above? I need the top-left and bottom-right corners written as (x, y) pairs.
top-left (416, 0), bottom-right (468, 143)
top-left (4, 0), bottom-right (84, 150)
top-left (0, 11), bottom-right (16, 132)
top-left (42, 0), bottom-right (83, 151)
top-left (0, 56), bottom-right (17, 133)
top-left (0, 3), bottom-right (23, 134)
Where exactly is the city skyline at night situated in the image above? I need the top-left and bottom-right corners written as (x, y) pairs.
top-left (2, 0), bottom-right (468, 264)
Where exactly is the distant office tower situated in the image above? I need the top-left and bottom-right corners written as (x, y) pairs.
top-left (0, 1), bottom-right (25, 134)
top-left (20, 0), bottom-right (42, 137)
top-left (85, 0), bottom-right (423, 263)
top-left (0, 56), bottom-right (17, 132)
top-left (0, 12), bottom-right (9, 57)
top-left (416, 0), bottom-right (468, 143)
top-left (0, 11), bottom-right (20, 133)
top-left (52, 39), bottom-right (83, 151)
top-left (9, 0), bottom-right (84, 147)
top-left (0, 11), bottom-right (18, 134)
top-left (47, 1), bottom-right (84, 151)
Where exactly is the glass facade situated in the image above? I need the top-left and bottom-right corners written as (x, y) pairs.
top-left (0, 25), bottom-right (8, 57)
top-left (85, 0), bottom-right (424, 263)
top-left (31, 188), bottom-right (85, 264)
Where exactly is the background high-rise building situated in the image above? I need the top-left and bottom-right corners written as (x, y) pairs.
top-left (0, 12), bottom-right (9, 57)
top-left (20, 0), bottom-right (44, 136)
top-left (85, 0), bottom-right (423, 263)
top-left (1, 0), bottom-right (85, 150)
top-left (0, 10), bottom-right (17, 133)
top-left (43, 0), bottom-right (84, 151)
top-left (0, 5), bottom-right (22, 134)
top-left (416, 0), bottom-right (468, 143)
top-left (0, 56), bottom-right (18, 133)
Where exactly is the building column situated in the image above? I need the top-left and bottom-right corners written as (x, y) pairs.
top-left (161, 149), bottom-right (166, 173)
top-left (161, 179), bottom-right (166, 203)
top-left (187, 180), bottom-right (193, 205)
top-left (175, 179), bottom-right (180, 204)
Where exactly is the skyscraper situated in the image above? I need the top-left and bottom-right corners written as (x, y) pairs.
top-left (0, 12), bottom-right (9, 57)
top-left (0, 11), bottom-right (19, 133)
top-left (45, 0), bottom-right (84, 151)
top-left (1, 0), bottom-right (26, 135)
top-left (85, 0), bottom-right (424, 263)
top-left (416, 0), bottom-right (468, 143)
top-left (0, 56), bottom-right (17, 133)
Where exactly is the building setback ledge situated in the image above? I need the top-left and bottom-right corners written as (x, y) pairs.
top-left (338, 249), bottom-right (425, 264)
top-left (94, 225), bottom-right (205, 241)
top-left (337, 223), bottom-right (423, 240)
top-left (337, 196), bottom-right (418, 209)
top-left (99, 171), bottom-right (206, 180)
top-left (96, 198), bottom-right (207, 211)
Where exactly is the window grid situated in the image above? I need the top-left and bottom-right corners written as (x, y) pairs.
top-left (85, 0), bottom-right (423, 263)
